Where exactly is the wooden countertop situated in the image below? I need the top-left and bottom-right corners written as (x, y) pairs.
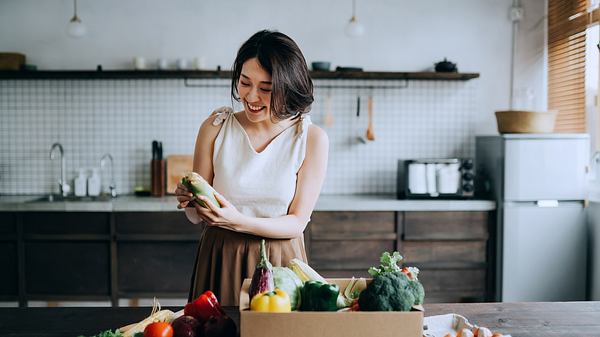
top-left (1, 302), bottom-right (599, 337)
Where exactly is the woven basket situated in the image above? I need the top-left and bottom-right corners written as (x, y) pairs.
top-left (495, 110), bottom-right (557, 133)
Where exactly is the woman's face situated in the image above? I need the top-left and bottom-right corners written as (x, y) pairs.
top-left (237, 57), bottom-right (273, 123)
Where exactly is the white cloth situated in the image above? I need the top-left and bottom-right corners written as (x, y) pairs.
top-left (211, 106), bottom-right (311, 218)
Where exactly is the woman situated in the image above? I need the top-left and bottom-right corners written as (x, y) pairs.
top-left (175, 30), bottom-right (329, 306)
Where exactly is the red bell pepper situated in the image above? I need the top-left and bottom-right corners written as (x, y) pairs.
top-left (184, 290), bottom-right (224, 323)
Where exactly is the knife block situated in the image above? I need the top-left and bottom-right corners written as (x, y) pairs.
top-left (151, 159), bottom-right (166, 197)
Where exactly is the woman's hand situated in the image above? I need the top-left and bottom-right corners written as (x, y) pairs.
top-left (193, 192), bottom-right (245, 230)
top-left (175, 183), bottom-right (195, 209)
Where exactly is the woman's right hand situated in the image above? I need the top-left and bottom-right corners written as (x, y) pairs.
top-left (175, 183), bottom-right (195, 209)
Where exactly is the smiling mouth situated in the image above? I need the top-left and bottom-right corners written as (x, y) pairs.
top-left (246, 102), bottom-right (265, 113)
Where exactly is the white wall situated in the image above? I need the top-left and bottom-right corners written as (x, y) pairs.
top-left (0, 0), bottom-right (546, 134)
top-left (512, 0), bottom-right (547, 112)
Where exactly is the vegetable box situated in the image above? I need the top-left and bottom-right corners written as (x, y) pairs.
top-left (239, 278), bottom-right (423, 337)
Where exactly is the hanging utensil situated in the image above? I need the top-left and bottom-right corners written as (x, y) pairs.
top-left (366, 95), bottom-right (375, 141)
top-left (356, 95), bottom-right (366, 144)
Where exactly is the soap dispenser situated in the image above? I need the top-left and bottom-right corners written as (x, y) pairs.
top-left (88, 168), bottom-right (101, 197)
top-left (74, 169), bottom-right (87, 197)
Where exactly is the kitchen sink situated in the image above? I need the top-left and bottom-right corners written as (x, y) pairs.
top-left (27, 194), bottom-right (114, 202)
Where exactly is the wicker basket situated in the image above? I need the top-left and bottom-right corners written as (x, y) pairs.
top-left (495, 110), bottom-right (557, 133)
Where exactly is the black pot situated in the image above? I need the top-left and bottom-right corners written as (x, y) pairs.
top-left (434, 58), bottom-right (458, 72)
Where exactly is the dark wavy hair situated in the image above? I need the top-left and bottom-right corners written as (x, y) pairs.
top-left (231, 30), bottom-right (314, 120)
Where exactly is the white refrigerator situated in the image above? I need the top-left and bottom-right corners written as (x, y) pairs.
top-left (476, 134), bottom-right (589, 302)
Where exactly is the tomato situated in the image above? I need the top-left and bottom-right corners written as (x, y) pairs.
top-left (144, 322), bottom-right (174, 337)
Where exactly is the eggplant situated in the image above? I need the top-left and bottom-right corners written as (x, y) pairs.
top-left (249, 239), bottom-right (274, 300)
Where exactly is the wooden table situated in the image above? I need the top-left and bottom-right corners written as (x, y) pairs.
top-left (1, 302), bottom-right (599, 337)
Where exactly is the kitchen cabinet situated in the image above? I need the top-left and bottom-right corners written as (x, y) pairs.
top-left (25, 242), bottom-right (110, 296)
top-left (0, 212), bottom-right (18, 301)
top-left (115, 212), bottom-right (204, 298)
top-left (21, 213), bottom-right (111, 302)
top-left (306, 211), bottom-right (494, 303)
top-left (22, 212), bottom-right (110, 236)
top-left (5, 211), bottom-right (200, 306)
top-left (3, 208), bottom-right (494, 306)
top-left (307, 211), bottom-right (397, 278)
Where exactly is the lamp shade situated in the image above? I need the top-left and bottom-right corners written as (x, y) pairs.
top-left (345, 17), bottom-right (365, 38)
top-left (67, 17), bottom-right (86, 38)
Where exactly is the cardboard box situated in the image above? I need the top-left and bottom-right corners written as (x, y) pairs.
top-left (239, 278), bottom-right (423, 337)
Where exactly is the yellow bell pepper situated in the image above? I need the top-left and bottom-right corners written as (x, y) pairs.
top-left (250, 289), bottom-right (292, 312)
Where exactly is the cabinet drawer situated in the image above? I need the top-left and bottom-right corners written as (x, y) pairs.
top-left (309, 211), bottom-right (395, 236)
top-left (25, 242), bottom-right (110, 295)
top-left (322, 269), bottom-right (487, 303)
top-left (0, 212), bottom-right (16, 234)
top-left (402, 241), bottom-right (486, 265)
top-left (0, 242), bottom-right (18, 296)
top-left (403, 212), bottom-right (488, 240)
top-left (310, 240), bottom-right (395, 270)
top-left (115, 212), bottom-right (204, 236)
top-left (418, 268), bottom-right (486, 292)
top-left (118, 242), bottom-right (198, 294)
top-left (426, 290), bottom-right (487, 303)
top-left (23, 212), bottom-right (109, 235)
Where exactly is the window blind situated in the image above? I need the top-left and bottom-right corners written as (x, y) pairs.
top-left (548, 0), bottom-right (588, 132)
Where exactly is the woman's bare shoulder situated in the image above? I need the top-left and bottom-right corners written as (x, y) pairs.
top-left (198, 108), bottom-right (232, 137)
top-left (307, 124), bottom-right (329, 147)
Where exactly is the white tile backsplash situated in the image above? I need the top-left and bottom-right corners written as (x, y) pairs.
top-left (0, 78), bottom-right (479, 195)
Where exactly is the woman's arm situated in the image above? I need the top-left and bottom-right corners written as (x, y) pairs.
top-left (179, 113), bottom-right (221, 224)
top-left (196, 124), bottom-right (329, 238)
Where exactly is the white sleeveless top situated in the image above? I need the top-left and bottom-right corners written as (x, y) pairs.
top-left (211, 106), bottom-right (311, 218)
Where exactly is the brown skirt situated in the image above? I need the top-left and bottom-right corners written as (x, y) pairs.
top-left (188, 226), bottom-right (307, 306)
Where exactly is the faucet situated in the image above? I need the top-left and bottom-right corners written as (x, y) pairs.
top-left (100, 153), bottom-right (117, 198)
top-left (49, 143), bottom-right (70, 197)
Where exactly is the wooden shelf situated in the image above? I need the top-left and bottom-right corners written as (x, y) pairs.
top-left (0, 69), bottom-right (480, 81)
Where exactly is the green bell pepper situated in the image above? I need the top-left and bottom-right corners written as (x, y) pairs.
top-left (299, 280), bottom-right (340, 311)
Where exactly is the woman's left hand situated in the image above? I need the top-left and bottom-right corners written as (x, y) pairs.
top-left (194, 192), bottom-right (245, 230)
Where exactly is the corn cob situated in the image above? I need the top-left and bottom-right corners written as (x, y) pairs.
top-left (288, 258), bottom-right (326, 283)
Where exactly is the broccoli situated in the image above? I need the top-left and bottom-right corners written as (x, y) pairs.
top-left (358, 271), bottom-right (416, 311)
top-left (368, 251), bottom-right (403, 277)
top-left (407, 279), bottom-right (425, 305)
